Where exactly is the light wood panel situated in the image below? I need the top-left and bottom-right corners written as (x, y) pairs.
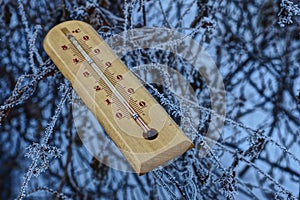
top-left (44, 20), bottom-right (193, 175)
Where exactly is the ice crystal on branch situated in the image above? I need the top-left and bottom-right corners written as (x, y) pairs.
top-left (278, 0), bottom-right (300, 27)
top-left (25, 143), bottom-right (61, 176)
top-left (219, 169), bottom-right (237, 200)
top-left (244, 131), bottom-right (266, 158)
top-left (1, 0), bottom-right (300, 199)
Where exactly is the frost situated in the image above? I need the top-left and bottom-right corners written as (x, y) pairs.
top-left (219, 169), bottom-right (237, 199)
top-left (278, 0), bottom-right (300, 27)
top-left (28, 25), bottom-right (43, 74)
top-left (1, 0), bottom-right (300, 199)
top-left (244, 130), bottom-right (266, 158)
top-left (16, 85), bottom-right (70, 200)
top-left (25, 143), bottom-right (61, 176)
top-left (25, 186), bottom-right (70, 200)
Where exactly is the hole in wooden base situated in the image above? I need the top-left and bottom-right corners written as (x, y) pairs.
top-left (143, 128), bottom-right (158, 140)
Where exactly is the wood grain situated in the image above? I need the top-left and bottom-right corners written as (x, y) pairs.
top-left (44, 20), bottom-right (193, 175)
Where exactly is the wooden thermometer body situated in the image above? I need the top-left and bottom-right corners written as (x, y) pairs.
top-left (44, 20), bottom-right (193, 175)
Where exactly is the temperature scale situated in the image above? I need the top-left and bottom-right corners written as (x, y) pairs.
top-left (44, 20), bottom-right (193, 175)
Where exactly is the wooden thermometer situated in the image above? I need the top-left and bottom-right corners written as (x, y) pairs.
top-left (44, 20), bottom-right (193, 175)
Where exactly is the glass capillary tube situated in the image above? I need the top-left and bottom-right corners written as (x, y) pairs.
top-left (66, 34), bottom-right (151, 134)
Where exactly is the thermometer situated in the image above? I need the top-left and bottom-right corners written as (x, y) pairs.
top-left (44, 20), bottom-right (193, 175)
